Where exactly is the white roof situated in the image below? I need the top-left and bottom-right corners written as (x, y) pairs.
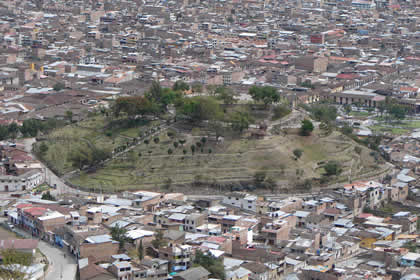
top-left (168, 213), bottom-right (187, 221)
top-left (126, 229), bottom-right (155, 240)
top-left (223, 215), bottom-right (241, 221)
top-left (402, 252), bottom-right (420, 261)
top-left (38, 211), bottom-right (65, 221)
top-left (209, 249), bottom-right (225, 257)
top-left (70, 211), bottom-right (80, 217)
top-left (294, 211), bottom-right (311, 218)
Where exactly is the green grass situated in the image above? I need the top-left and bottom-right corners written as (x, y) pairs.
top-left (400, 120), bottom-right (420, 129)
top-left (369, 125), bottom-right (410, 135)
top-left (349, 111), bottom-right (373, 117)
top-left (37, 113), bottom-right (162, 175)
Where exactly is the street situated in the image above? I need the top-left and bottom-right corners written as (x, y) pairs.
top-left (38, 241), bottom-right (77, 280)
top-left (6, 224), bottom-right (77, 280)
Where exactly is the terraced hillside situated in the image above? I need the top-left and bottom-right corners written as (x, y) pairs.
top-left (67, 125), bottom-right (386, 193)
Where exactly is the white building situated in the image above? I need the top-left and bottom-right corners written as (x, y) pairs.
top-left (223, 192), bottom-right (258, 212)
top-left (0, 170), bottom-right (44, 192)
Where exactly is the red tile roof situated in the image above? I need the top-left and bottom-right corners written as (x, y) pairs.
top-left (358, 213), bottom-right (373, 219)
top-left (16, 203), bottom-right (32, 209)
top-left (207, 236), bottom-right (226, 244)
top-left (336, 73), bottom-right (359, 80)
top-left (23, 207), bottom-right (47, 217)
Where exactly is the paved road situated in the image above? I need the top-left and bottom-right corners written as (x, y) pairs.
top-left (38, 241), bottom-right (77, 280)
top-left (4, 223), bottom-right (77, 280)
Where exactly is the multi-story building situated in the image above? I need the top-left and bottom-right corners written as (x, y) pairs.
top-left (158, 244), bottom-right (193, 272)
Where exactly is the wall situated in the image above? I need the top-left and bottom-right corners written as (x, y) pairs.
top-left (80, 241), bottom-right (119, 262)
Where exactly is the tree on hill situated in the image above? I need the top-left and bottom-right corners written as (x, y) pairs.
top-left (254, 171), bottom-right (266, 187)
top-left (307, 104), bottom-right (337, 123)
top-left (160, 89), bottom-right (183, 107)
top-left (39, 142), bottom-right (49, 155)
top-left (176, 96), bottom-right (223, 122)
top-left (65, 110), bottom-right (73, 122)
top-left (191, 83), bottom-right (203, 93)
top-left (215, 86), bottom-right (236, 104)
top-left (172, 80), bottom-right (190, 92)
top-left (230, 111), bottom-right (252, 132)
top-left (8, 122), bottom-right (19, 139)
top-left (69, 144), bottom-right (111, 169)
top-left (323, 161), bottom-right (342, 176)
top-left (147, 81), bottom-right (163, 104)
top-left (113, 96), bottom-right (157, 119)
top-left (272, 104), bottom-right (291, 120)
top-left (293, 149), bottom-right (303, 159)
top-left (248, 85), bottom-right (280, 106)
top-left (300, 119), bottom-right (314, 136)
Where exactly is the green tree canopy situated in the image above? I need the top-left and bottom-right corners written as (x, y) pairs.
top-left (323, 161), bottom-right (342, 176)
top-left (176, 96), bottom-right (223, 122)
top-left (388, 104), bottom-right (406, 120)
top-left (215, 86), bottom-right (236, 104)
top-left (172, 80), bottom-right (190, 92)
top-left (147, 81), bottom-right (163, 104)
top-left (41, 191), bottom-right (56, 201)
top-left (308, 104), bottom-right (337, 123)
top-left (69, 144), bottom-right (111, 169)
top-left (113, 96), bottom-right (157, 118)
top-left (194, 250), bottom-right (225, 280)
top-left (229, 111), bottom-right (252, 132)
top-left (248, 85), bottom-right (280, 106)
top-left (110, 224), bottom-right (128, 249)
top-left (300, 119), bottom-right (314, 136)
top-left (53, 82), bottom-right (65, 91)
top-left (293, 149), bottom-right (303, 159)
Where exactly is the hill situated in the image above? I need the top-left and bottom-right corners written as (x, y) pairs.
top-left (34, 111), bottom-right (388, 193)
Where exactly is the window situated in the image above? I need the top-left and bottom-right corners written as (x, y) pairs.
top-left (248, 206), bottom-right (252, 209)
top-left (236, 198), bottom-right (239, 200)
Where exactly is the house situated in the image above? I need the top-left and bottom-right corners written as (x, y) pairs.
top-left (400, 252), bottom-right (420, 267)
top-left (226, 266), bottom-right (251, 280)
top-left (241, 262), bottom-right (270, 280)
top-left (109, 261), bottom-right (132, 280)
top-left (80, 235), bottom-right (119, 262)
top-left (78, 258), bottom-right (116, 280)
top-left (136, 258), bottom-right (169, 279)
top-left (223, 193), bottom-right (258, 212)
top-left (173, 266), bottom-right (210, 280)
top-left (391, 212), bottom-right (418, 233)
top-left (158, 244), bottom-right (193, 272)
